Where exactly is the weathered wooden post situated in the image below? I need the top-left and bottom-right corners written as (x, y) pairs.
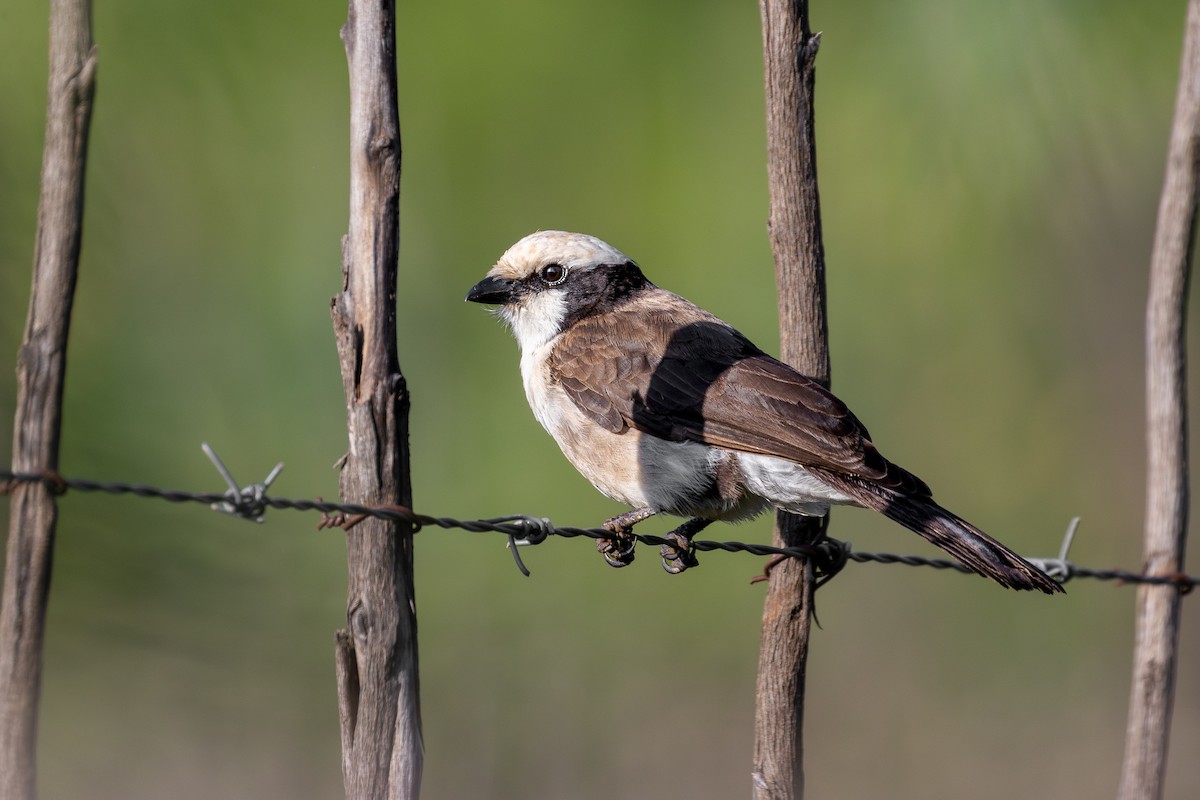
top-left (0, 3), bottom-right (96, 799)
top-left (331, 1), bottom-right (422, 797)
top-left (752, 2), bottom-right (827, 799)
top-left (1117, 2), bottom-right (1200, 798)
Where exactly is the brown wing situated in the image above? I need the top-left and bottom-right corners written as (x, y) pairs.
top-left (549, 299), bottom-right (926, 492)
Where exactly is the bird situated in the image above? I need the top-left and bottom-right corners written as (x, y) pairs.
top-left (466, 230), bottom-right (1062, 594)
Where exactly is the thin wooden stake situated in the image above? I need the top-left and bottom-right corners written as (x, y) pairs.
top-left (1117, 2), bottom-right (1199, 798)
top-left (0, 3), bottom-right (95, 799)
top-left (753, 2), bottom-right (827, 799)
top-left (331, 1), bottom-right (422, 797)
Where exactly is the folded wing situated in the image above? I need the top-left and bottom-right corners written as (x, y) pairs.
top-left (550, 308), bottom-right (927, 496)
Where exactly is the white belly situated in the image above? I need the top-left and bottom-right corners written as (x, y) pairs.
top-left (735, 452), bottom-right (855, 516)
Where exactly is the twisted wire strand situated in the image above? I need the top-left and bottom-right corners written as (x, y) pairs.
top-left (1, 467), bottom-right (1194, 591)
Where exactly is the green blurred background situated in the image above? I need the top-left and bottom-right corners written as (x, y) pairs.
top-left (1, 1), bottom-right (1197, 798)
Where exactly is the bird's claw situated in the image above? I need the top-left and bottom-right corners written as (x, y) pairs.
top-left (597, 526), bottom-right (637, 568)
top-left (660, 530), bottom-right (699, 574)
top-left (599, 509), bottom-right (656, 568)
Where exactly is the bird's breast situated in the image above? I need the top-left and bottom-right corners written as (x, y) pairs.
top-left (521, 347), bottom-right (651, 507)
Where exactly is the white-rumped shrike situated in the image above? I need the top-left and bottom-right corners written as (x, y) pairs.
top-left (467, 230), bottom-right (1061, 593)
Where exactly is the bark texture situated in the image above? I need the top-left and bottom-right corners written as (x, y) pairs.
top-left (332, 1), bottom-right (422, 797)
top-left (1117, 2), bottom-right (1200, 798)
top-left (753, 2), bottom-right (827, 799)
top-left (0, 3), bottom-right (95, 799)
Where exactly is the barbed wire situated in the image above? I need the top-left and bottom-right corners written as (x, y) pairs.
top-left (1, 445), bottom-right (1195, 593)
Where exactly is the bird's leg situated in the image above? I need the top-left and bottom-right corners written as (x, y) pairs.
top-left (598, 507), bottom-right (656, 568)
top-left (660, 517), bottom-right (710, 574)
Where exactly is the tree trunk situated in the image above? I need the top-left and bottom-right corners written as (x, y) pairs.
top-left (752, 2), bottom-right (827, 799)
top-left (1117, 2), bottom-right (1199, 798)
top-left (331, 1), bottom-right (422, 798)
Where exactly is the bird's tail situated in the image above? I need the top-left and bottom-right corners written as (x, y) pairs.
top-left (809, 470), bottom-right (1063, 594)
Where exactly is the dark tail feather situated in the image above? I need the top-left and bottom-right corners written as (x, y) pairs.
top-left (811, 471), bottom-right (1063, 594)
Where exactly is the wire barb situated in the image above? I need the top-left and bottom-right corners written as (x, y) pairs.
top-left (201, 443), bottom-right (284, 524)
top-left (486, 515), bottom-right (553, 577)
top-left (1025, 517), bottom-right (1080, 583)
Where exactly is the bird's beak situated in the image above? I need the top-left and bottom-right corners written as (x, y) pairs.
top-left (466, 275), bottom-right (520, 305)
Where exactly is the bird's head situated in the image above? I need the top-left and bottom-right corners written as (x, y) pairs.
top-left (467, 231), bottom-right (649, 351)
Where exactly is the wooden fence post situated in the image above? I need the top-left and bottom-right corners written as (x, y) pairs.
top-left (0, 3), bottom-right (96, 799)
top-left (1117, 1), bottom-right (1200, 798)
top-left (752, 2), bottom-right (827, 799)
top-left (331, 1), bottom-right (422, 798)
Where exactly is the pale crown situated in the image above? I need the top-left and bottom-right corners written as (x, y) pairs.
top-left (488, 230), bottom-right (632, 281)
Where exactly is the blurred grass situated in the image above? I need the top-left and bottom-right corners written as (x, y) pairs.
top-left (1, 0), bottom-right (1198, 798)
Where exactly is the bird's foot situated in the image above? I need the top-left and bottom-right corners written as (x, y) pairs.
top-left (598, 508), bottom-right (655, 568)
top-left (659, 518), bottom-right (711, 574)
top-left (660, 531), bottom-right (698, 574)
top-left (596, 529), bottom-right (637, 567)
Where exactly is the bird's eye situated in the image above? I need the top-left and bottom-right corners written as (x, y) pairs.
top-left (539, 263), bottom-right (567, 286)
